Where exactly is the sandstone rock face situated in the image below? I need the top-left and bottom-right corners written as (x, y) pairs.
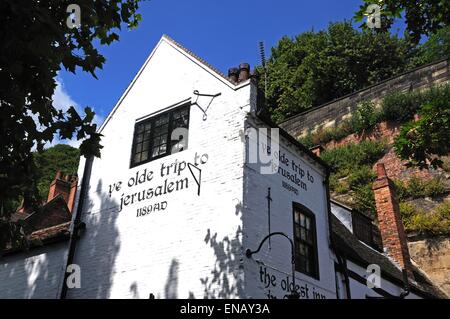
top-left (408, 237), bottom-right (450, 298)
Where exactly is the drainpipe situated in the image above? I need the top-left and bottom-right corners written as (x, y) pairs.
top-left (399, 269), bottom-right (410, 299)
top-left (59, 156), bottom-right (93, 299)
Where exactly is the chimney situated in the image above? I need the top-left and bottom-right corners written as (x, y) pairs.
top-left (47, 171), bottom-right (78, 213)
top-left (238, 63), bottom-right (250, 82)
top-left (228, 67), bottom-right (239, 83)
top-left (372, 163), bottom-right (413, 277)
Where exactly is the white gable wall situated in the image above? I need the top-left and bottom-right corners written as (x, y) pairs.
top-left (68, 37), bottom-right (251, 299)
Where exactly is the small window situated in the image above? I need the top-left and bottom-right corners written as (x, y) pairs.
top-left (293, 203), bottom-right (319, 279)
top-left (130, 104), bottom-right (190, 167)
top-left (352, 211), bottom-right (374, 247)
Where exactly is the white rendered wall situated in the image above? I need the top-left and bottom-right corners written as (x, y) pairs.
top-left (242, 114), bottom-right (337, 299)
top-left (345, 260), bottom-right (422, 299)
top-left (68, 37), bottom-right (251, 299)
top-left (0, 242), bottom-right (68, 299)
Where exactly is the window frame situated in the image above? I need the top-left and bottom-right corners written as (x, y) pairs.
top-left (351, 210), bottom-right (374, 247)
top-left (292, 202), bottom-right (320, 280)
top-left (129, 104), bottom-right (190, 168)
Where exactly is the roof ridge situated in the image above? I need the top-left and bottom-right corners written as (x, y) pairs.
top-left (161, 34), bottom-right (236, 85)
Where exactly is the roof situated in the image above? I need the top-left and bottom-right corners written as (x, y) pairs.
top-left (330, 214), bottom-right (447, 299)
top-left (161, 34), bottom-right (235, 86)
top-left (1, 195), bottom-right (72, 257)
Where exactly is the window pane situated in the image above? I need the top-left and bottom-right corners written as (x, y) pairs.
top-left (131, 105), bottom-right (190, 166)
top-left (300, 228), bottom-right (306, 241)
top-left (142, 139), bottom-right (150, 152)
top-left (155, 114), bottom-right (169, 126)
top-left (135, 142), bottom-right (143, 153)
top-left (300, 214), bottom-right (305, 226)
top-left (305, 217), bottom-right (311, 230)
top-left (294, 226), bottom-right (300, 239)
top-left (152, 147), bottom-right (162, 157)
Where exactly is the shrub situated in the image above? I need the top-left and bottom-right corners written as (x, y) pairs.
top-left (297, 85), bottom-right (450, 150)
top-left (394, 85), bottom-right (450, 169)
top-left (347, 166), bottom-right (376, 189)
top-left (381, 90), bottom-right (423, 122)
top-left (407, 177), bottom-right (427, 198)
top-left (424, 178), bottom-right (446, 198)
top-left (394, 177), bottom-right (446, 200)
top-left (400, 202), bottom-right (419, 230)
top-left (400, 202), bottom-right (450, 235)
top-left (298, 134), bottom-right (314, 148)
top-left (351, 101), bottom-right (382, 134)
top-left (321, 140), bottom-right (387, 172)
top-left (353, 184), bottom-right (376, 216)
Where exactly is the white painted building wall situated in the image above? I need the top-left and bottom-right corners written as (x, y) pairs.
top-left (242, 115), bottom-right (336, 299)
top-left (0, 242), bottom-right (67, 299)
top-left (336, 260), bottom-right (422, 299)
top-left (68, 36), bottom-right (251, 299)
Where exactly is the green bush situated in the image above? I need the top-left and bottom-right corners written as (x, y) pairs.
top-left (381, 90), bottom-right (423, 123)
top-left (400, 202), bottom-right (450, 235)
top-left (394, 177), bottom-right (446, 200)
top-left (353, 184), bottom-right (376, 216)
top-left (351, 101), bottom-right (382, 134)
top-left (321, 140), bottom-right (387, 172)
top-left (408, 177), bottom-right (427, 198)
top-left (425, 178), bottom-right (446, 197)
top-left (322, 141), bottom-right (386, 214)
top-left (298, 85), bottom-right (450, 149)
top-left (347, 166), bottom-right (376, 189)
top-left (298, 134), bottom-right (314, 148)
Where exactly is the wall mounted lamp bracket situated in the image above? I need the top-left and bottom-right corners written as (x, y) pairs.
top-left (191, 90), bottom-right (221, 121)
top-left (245, 232), bottom-right (300, 299)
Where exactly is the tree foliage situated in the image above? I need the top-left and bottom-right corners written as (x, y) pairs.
top-left (408, 26), bottom-right (450, 68)
top-left (258, 22), bottom-right (411, 123)
top-left (0, 0), bottom-right (143, 249)
top-left (355, 0), bottom-right (450, 44)
top-left (394, 85), bottom-right (450, 169)
top-left (33, 145), bottom-right (80, 200)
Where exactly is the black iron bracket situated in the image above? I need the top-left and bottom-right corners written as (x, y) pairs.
top-left (192, 90), bottom-right (221, 120)
top-left (246, 232), bottom-right (300, 299)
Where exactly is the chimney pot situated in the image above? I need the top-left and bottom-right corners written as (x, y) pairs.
top-left (228, 67), bottom-right (239, 83)
top-left (238, 63), bottom-right (250, 82)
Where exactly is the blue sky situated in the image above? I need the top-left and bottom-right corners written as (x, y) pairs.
top-left (56, 0), bottom-right (371, 130)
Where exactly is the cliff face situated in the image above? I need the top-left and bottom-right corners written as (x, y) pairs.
top-left (408, 237), bottom-right (450, 297)
top-left (279, 58), bottom-right (450, 298)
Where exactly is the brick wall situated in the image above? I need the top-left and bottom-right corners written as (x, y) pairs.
top-left (280, 59), bottom-right (450, 138)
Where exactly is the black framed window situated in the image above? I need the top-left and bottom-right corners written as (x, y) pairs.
top-left (352, 211), bottom-right (374, 247)
top-left (130, 104), bottom-right (190, 167)
top-left (293, 203), bottom-right (319, 279)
